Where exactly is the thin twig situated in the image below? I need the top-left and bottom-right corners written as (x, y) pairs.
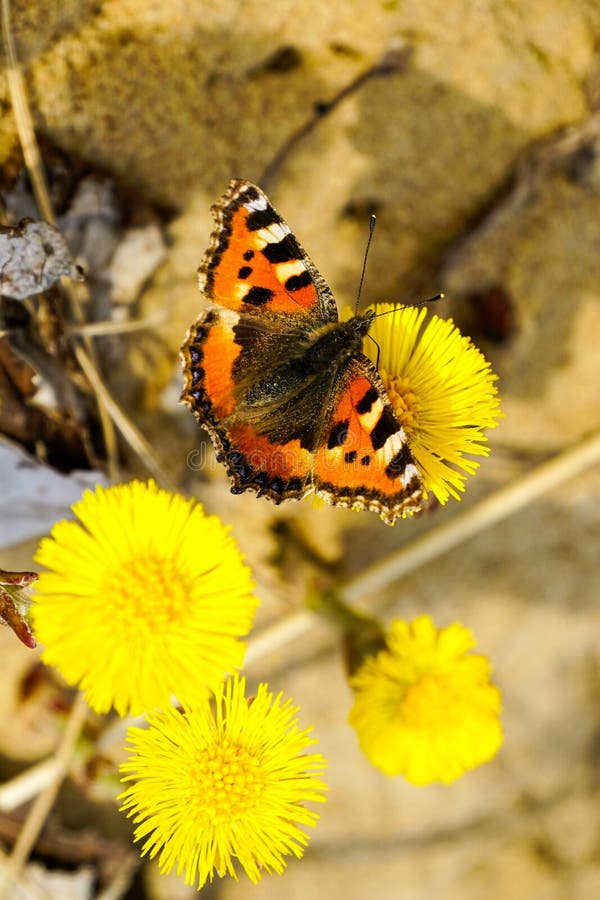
top-left (0, 760), bottom-right (62, 813)
top-left (74, 344), bottom-right (178, 492)
top-left (0, 692), bottom-right (88, 900)
top-left (68, 309), bottom-right (166, 337)
top-left (0, 0), bottom-right (53, 225)
top-left (245, 429), bottom-right (600, 664)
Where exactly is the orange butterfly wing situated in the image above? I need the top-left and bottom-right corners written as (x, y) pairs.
top-left (181, 308), bottom-right (313, 502)
top-left (312, 359), bottom-right (423, 524)
top-left (199, 179), bottom-right (337, 320)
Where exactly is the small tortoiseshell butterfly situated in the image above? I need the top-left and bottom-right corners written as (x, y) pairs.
top-left (181, 180), bottom-right (423, 524)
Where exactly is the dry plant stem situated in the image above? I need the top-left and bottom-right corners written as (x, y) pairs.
top-left (246, 429), bottom-right (600, 666)
top-left (1, 0), bottom-right (119, 480)
top-left (0, 760), bottom-right (62, 813)
top-left (74, 344), bottom-right (178, 493)
top-left (69, 309), bottom-right (166, 337)
top-left (245, 610), bottom-right (317, 666)
top-left (0, 692), bottom-right (88, 900)
top-left (66, 287), bottom-right (120, 483)
top-left (0, 0), bottom-right (53, 224)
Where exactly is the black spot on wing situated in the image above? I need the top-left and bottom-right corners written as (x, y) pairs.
top-left (344, 450), bottom-right (357, 464)
top-left (328, 419), bottom-right (349, 449)
top-left (370, 406), bottom-right (399, 451)
top-left (226, 451), bottom-right (252, 483)
top-left (385, 443), bottom-right (413, 480)
top-left (243, 286), bottom-right (274, 306)
top-left (356, 386), bottom-right (379, 414)
top-left (241, 185), bottom-right (261, 202)
top-left (285, 270), bottom-right (313, 292)
top-left (246, 206), bottom-right (281, 231)
top-left (238, 266), bottom-right (252, 279)
top-left (360, 455), bottom-right (371, 466)
top-left (261, 234), bottom-right (302, 263)
top-left (243, 249), bottom-right (255, 261)
top-left (405, 475), bottom-right (421, 496)
top-left (268, 476), bottom-right (285, 495)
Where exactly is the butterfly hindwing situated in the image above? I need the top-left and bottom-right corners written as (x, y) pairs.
top-left (313, 358), bottom-right (423, 523)
top-left (181, 307), bottom-right (313, 501)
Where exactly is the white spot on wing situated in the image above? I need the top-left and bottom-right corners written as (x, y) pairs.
top-left (233, 282), bottom-right (250, 301)
top-left (245, 195), bottom-right (268, 211)
top-left (358, 397), bottom-right (384, 432)
top-left (275, 259), bottom-right (306, 280)
top-left (380, 430), bottom-right (405, 463)
top-left (217, 307), bottom-right (241, 326)
top-left (404, 463), bottom-right (419, 482)
top-left (256, 223), bottom-right (291, 244)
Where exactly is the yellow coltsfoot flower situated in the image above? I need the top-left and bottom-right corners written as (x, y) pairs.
top-left (365, 304), bottom-right (502, 504)
top-left (120, 676), bottom-right (328, 889)
top-left (349, 616), bottom-right (502, 784)
top-left (31, 481), bottom-right (257, 716)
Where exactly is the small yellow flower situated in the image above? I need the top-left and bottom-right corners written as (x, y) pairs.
top-left (31, 481), bottom-right (257, 716)
top-left (365, 304), bottom-right (502, 504)
top-left (119, 676), bottom-right (328, 889)
top-left (348, 616), bottom-right (502, 784)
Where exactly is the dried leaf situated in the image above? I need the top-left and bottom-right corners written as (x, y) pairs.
top-left (0, 219), bottom-right (83, 300)
top-left (0, 568), bottom-right (38, 648)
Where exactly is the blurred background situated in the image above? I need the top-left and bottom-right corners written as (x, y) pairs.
top-left (1, 1), bottom-right (600, 897)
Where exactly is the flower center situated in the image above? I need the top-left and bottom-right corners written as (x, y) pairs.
top-left (380, 371), bottom-right (419, 432)
top-left (401, 674), bottom-right (461, 732)
top-left (103, 556), bottom-right (188, 629)
top-left (190, 739), bottom-right (266, 824)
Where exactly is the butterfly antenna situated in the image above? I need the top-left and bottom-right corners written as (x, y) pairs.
top-left (355, 214), bottom-right (377, 313)
top-left (413, 292), bottom-right (445, 308)
top-left (367, 292), bottom-right (444, 369)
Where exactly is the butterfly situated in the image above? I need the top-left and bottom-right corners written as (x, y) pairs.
top-left (180, 179), bottom-right (424, 524)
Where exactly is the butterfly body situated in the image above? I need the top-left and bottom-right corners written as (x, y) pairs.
top-left (181, 180), bottom-right (423, 524)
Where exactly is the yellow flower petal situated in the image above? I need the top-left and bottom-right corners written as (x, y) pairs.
top-left (364, 304), bottom-right (502, 504)
top-left (349, 616), bottom-right (503, 784)
top-left (119, 676), bottom-right (328, 889)
top-left (32, 481), bottom-right (257, 716)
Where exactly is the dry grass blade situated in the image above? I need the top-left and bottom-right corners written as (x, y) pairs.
top-left (0, 0), bottom-right (53, 225)
top-left (0, 692), bottom-right (88, 900)
top-left (74, 344), bottom-right (178, 492)
top-left (69, 308), bottom-right (166, 337)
